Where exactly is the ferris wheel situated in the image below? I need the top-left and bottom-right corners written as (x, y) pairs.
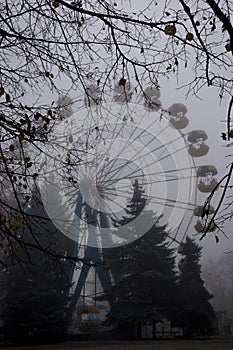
top-left (39, 79), bottom-right (219, 322)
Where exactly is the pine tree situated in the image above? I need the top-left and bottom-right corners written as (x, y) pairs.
top-left (173, 236), bottom-right (215, 338)
top-left (100, 180), bottom-right (178, 338)
top-left (0, 187), bottom-right (74, 345)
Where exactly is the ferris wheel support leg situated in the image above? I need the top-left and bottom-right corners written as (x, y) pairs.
top-left (99, 212), bottom-right (122, 286)
top-left (65, 192), bottom-right (83, 297)
top-left (67, 245), bottom-right (102, 316)
top-left (95, 264), bottom-right (112, 292)
top-left (64, 241), bottom-right (79, 297)
top-left (68, 262), bottom-right (91, 318)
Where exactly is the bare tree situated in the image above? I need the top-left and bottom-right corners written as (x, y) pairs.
top-left (0, 0), bottom-right (233, 261)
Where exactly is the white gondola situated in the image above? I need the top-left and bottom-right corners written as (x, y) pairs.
top-left (196, 165), bottom-right (218, 193)
top-left (143, 86), bottom-right (161, 111)
top-left (168, 103), bottom-right (189, 129)
top-left (84, 84), bottom-right (101, 107)
top-left (187, 130), bottom-right (209, 157)
top-left (57, 94), bottom-right (74, 118)
top-left (113, 79), bottom-right (132, 103)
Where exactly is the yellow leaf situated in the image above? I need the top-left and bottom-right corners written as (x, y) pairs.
top-left (186, 32), bottom-right (194, 41)
top-left (165, 25), bottom-right (176, 36)
top-left (14, 246), bottom-right (20, 255)
top-left (11, 223), bottom-right (21, 231)
top-left (18, 134), bottom-right (25, 142)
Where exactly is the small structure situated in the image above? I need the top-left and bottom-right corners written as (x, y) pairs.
top-left (113, 79), bottom-right (132, 103)
top-left (193, 205), bottom-right (217, 233)
top-left (84, 84), bottom-right (101, 107)
top-left (143, 86), bottom-right (161, 111)
top-left (196, 165), bottom-right (218, 193)
top-left (168, 103), bottom-right (189, 129)
top-left (187, 130), bottom-right (209, 157)
top-left (57, 94), bottom-right (73, 118)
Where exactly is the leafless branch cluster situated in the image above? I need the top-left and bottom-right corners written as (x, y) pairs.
top-left (0, 0), bottom-right (232, 261)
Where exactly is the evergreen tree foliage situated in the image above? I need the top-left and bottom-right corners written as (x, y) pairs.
top-left (100, 180), bottom-right (178, 334)
top-left (173, 236), bottom-right (215, 338)
top-left (0, 187), bottom-right (74, 345)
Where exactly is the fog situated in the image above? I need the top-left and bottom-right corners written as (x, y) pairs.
top-left (159, 74), bottom-right (232, 260)
top-left (1, 0), bottom-right (233, 345)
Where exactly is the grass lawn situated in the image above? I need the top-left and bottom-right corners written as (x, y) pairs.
top-left (2, 339), bottom-right (233, 350)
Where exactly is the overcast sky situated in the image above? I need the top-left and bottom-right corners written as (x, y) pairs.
top-left (27, 0), bottom-right (232, 261)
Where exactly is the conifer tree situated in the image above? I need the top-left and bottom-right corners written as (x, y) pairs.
top-left (0, 188), bottom-right (73, 345)
top-left (173, 236), bottom-right (215, 338)
top-left (100, 180), bottom-right (178, 338)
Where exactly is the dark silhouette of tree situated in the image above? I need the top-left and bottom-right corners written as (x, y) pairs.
top-left (0, 188), bottom-right (74, 345)
top-left (173, 236), bottom-right (215, 338)
top-left (99, 180), bottom-right (178, 339)
top-left (1, 262), bottom-right (69, 345)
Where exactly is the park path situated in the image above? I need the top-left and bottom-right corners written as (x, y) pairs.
top-left (1, 339), bottom-right (233, 350)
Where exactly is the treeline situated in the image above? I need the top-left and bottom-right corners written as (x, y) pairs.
top-left (0, 182), bottom-right (215, 344)
top-left (98, 180), bottom-right (215, 339)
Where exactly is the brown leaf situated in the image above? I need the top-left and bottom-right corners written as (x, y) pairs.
top-left (165, 25), bottom-right (176, 36)
top-left (119, 78), bottom-right (126, 86)
top-left (0, 87), bottom-right (5, 96)
top-left (9, 144), bottom-right (14, 152)
top-left (186, 33), bottom-right (194, 41)
top-left (221, 132), bottom-right (227, 141)
top-left (225, 43), bottom-right (231, 52)
top-left (5, 93), bottom-right (11, 102)
top-left (52, 1), bottom-right (60, 8)
top-left (0, 213), bottom-right (7, 225)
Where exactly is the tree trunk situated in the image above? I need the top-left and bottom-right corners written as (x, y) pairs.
top-left (136, 322), bottom-right (141, 339)
top-left (152, 320), bottom-right (157, 339)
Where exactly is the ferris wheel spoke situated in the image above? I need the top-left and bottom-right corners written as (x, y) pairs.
top-left (99, 166), bottom-right (196, 186)
top-left (142, 174), bottom-right (197, 185)
top-left (98, 162), bottom-right (194, 189)
top-left (97, 132), bottom-right (190, 187)
top-left (96, 116), bottom-right (171, 183)
top-left (108, 185), bottom-right (195, 209)
top-left (147, 198), bottom-right (195, 212)
top-left (99, 165), bottom-right (196, 187)
top-left (167, 218), bottom-right (187, 248)
top-left (96, 183), bottom-right (195, 213)
top-left (95, 122), bottom-right (131, 182)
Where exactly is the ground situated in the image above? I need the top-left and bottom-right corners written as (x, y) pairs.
top-left (2, 339), bottom-right (233, 350)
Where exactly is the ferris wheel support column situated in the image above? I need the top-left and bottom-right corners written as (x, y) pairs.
top-left (68, 200), bottom-right (114, 317)
top-left (65, 192), bottom-right (83, 297)
top-left (99, 212), bottom-right (122, 285)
